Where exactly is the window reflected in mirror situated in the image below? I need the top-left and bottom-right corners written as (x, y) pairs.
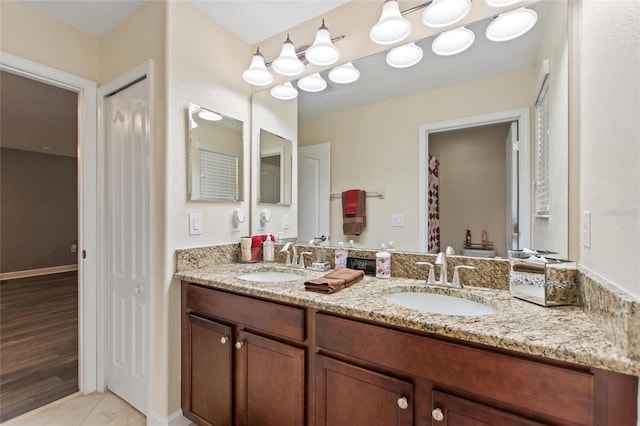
top-left (188, 104), bottom-right (244, 202)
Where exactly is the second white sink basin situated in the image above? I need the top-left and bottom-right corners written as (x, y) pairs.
top-left (237, 271), bottom-right (303, 282)
top-left (384, 291), bottom-right (497, 316)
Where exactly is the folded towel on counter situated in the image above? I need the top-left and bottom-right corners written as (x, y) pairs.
top-left (342, 190), bottom-right (366, 235)
top-left (511, 260), bottom-right (546, 274)
top-left (304, 268), bottom-right (365, 294)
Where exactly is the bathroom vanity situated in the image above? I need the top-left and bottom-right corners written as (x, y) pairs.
top-left (178, 264), bottom-right (638, 426)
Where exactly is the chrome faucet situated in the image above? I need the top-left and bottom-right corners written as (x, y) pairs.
top-left (435, 252), bottom-right (448, 285)
top-left (280, 242), bottom-right (297, 267)
top-left (416, 261), bottom-right (436, 284)
top-left (429, 252), bottom-right (476, 288)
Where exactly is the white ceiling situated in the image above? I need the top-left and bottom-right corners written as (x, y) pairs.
top-left (18, 0), bottom-right (348, 42)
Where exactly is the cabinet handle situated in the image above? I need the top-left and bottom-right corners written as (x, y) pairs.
top-left (397, 397), bottom-right (409, 410)
top-left (432, 408), bottom-right (444, 422)
top-left (235, 341), bottom-right (244, 350)
top-left (220, 337), bottom-right (228, 344)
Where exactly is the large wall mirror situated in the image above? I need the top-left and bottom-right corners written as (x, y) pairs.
top-left (259, 129), bottom-right (292, 206)
top-left (188, 103), bottom-right (244, 202)
top-left (253, 0), bottom-right (568, 257)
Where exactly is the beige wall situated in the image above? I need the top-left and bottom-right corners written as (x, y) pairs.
top-left (165, 0), bottom-right (252, 417)
top-left (531, 0), bottom-right (570, 257)
top-left (577, 0), bottom-right (640, 299)
top-left (300, 68), bottom-right (534, 251)
top-left (0, 1), bottom-right (100, 81)
top-left (429, 124), bottom-right (509, 257)
top-left (251, 89), bottom-right (298, 237)
top-left (1, 148), bottom-right (78, 272)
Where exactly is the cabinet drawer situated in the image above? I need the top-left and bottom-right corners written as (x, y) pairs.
top-left (185, 283), bottom-right (305, 342)
top-left (316, 313), bottom-right (594, 425)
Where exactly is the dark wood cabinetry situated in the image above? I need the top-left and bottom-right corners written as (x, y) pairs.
top-left (182, 283), bottom-right (307, 426)
top-left (430, 391), bottom-right (546, 426)
top-left (236, 331), bottom-right (305, 425)
top-left (315, 355), bottom-right (413, 426)
top-left (182, 281), bottom-right (638, 426)
top-left (184, 314), bottom-right (233, 426)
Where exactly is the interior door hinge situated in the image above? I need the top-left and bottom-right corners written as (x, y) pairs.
top-left (513, 140), bottom-right (520, 151)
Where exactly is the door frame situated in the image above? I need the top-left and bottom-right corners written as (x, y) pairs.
top-left (0, 51), bottom-right (98, 393)
top-left (418, 108), bottom-right (531, 253)
top-left (96, 61), bottom-right (154, 404)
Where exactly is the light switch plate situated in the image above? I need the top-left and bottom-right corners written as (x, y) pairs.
top-left (582, 211), bottom-right (591, 248)
top-left (282, 213), bottom-right (290, 229)
top-left (391, 214), bottom-right (404, 227)
top-left (189, 213), bottom-right (202, 236)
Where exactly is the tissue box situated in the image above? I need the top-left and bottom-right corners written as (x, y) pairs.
top-left (509, 255), bottom-right (578, 307)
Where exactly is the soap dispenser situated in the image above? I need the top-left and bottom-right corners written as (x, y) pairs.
top-left (335, 242), bottom-right (348, 269)
top-left (375, 243), bottom-right (391, 279)
top-left (263, 234), bottom-right (274, 262)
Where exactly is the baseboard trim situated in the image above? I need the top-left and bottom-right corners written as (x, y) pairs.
top-left (0, 264), bottom-right (78, 281)
top-left (148, 409), bottom-right (192, 426)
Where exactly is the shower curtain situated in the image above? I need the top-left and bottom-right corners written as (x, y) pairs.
top-left (428, 155), bottom-right (440, 253)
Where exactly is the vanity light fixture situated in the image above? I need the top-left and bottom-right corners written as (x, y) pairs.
top-left (328, 62), bottom-right (360, 84)
top-left (370, 0), bottom-right (412, 45)
top-left (422, 0), bottom-right (471, 28)
top-left (270, 82), bottom-right (298, 100)
top-left (486, 7), bottom-right (537, 42)
top-left (242, 48), bottom-right (274, 86)
top-left (386, 42), bottom-right (424, 68)
top-left (198, 110), bottom-right (223, 121)
top-left (297, 73), bottom-right (328, 92)
top-left (305, 20), bottom-right (340, 66)
top-left (272, 34), bottom-right (305, 76)
top-left (432, 26), bottom-right (475, 56)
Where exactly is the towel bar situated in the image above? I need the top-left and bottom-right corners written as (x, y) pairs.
top-left (329, 188), bottom-right (385, 200)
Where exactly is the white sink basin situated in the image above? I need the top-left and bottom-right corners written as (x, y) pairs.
top-left (383, 291), bottom-right (497, 316)
top-left (237, 271), bottom-right (303, 282)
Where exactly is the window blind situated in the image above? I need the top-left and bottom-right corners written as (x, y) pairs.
top-left (199, 147), bottom-right (238, 201)
top-left (535, 75), bottom-right (550, 217)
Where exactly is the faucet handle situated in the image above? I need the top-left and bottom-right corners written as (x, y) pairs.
top-left (416, 262), bottom-right (436, 284)
top-left (452, 265), bottom-right (476, 287)
top-left (299, 252), bottom-right (312, 269)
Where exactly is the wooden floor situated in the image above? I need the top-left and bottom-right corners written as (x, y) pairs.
top-left (0, 271), bottom-right (78, 422)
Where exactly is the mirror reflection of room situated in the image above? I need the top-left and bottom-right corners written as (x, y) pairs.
top-left (188, 103), bottom-right (244, 202)
top-left (259, 128), bottom-right (292, 206)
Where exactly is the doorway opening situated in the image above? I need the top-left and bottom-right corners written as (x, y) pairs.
top-left (0, 70), bottom-right (79, 421)
top-left (419, 108), bottom-right (531, 255)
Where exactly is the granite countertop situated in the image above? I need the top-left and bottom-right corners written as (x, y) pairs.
top-left (175, 262), bottom-right (640, 376)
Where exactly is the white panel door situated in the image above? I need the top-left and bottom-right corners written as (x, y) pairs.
top-left (506, 122), bottom-right (519, 251)
top-left (298, 144), bottom-right (330, 244)
top-left (105, 78), bottom-right (149, 414)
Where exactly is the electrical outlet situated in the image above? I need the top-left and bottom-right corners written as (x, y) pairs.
top-left (582, 211), bottom-right (591, 248)
top-left (391, 214), bottom-right (404, 227)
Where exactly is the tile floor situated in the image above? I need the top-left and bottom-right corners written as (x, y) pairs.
top-left (1, 392), bottom-right (145, 426)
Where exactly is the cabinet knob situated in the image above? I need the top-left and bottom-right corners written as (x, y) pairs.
top-left (220, 337), bottom-right (228, 344)
top-left (235, 341), bottom-right (244, 350)
top-left (397, 397), bottom-right (409, 410)
top-left (432, 408), bottom-right (444, 422)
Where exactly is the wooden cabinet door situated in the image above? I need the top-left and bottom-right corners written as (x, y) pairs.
top-left (431, 391), bottom-right (546, 426)
top-left (315, 355), bottom-right (413, 426)
top-left (184, 314), bottom-right (233, 426)
top-left (235, 331), bottom-right (305, 426)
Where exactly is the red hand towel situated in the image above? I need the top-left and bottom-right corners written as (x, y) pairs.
top-left (343, 189), bottom-right (360, 216)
